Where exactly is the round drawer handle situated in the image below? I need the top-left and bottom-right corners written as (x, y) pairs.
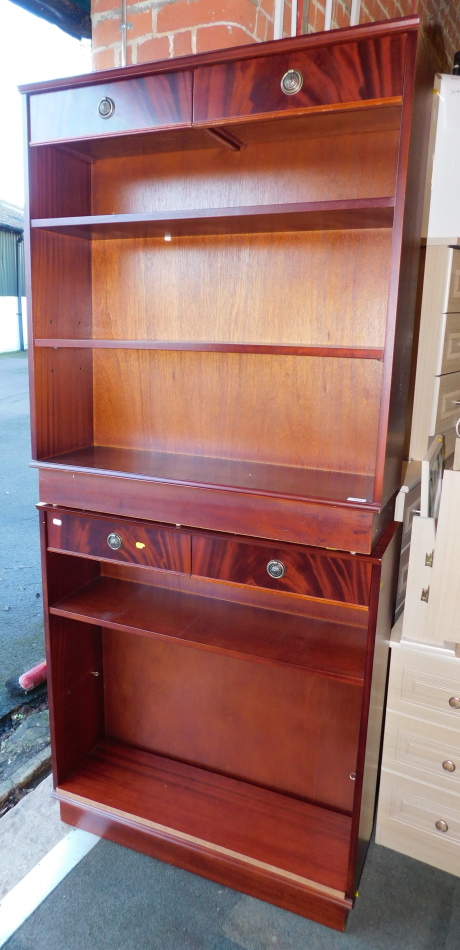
top-left (107, 532), bottom-right (123, 550)
top-left (98, 96), bottom-right (115, 119)
top-left (435, 819), bottom-right (449, 833)
top-left (267, 559), bottom-right (286, 579)
top-left (280, 69), bottom-right (303, 96)
top-left (449, 696), bottom-right (460, 709)
top-left (442, 760), bottom-right (456, 772)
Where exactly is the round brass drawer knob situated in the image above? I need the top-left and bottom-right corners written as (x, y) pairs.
top-left (98, 96), bottom-right (115, 119)
top-left (107, 532), bottom-right (123, 550)
top-left (267, 559), bottom-right (286, 579)
top-left (449, 696), bottom-right (460, 709)
top-left (435, 819), bottom-right (449, 833)
top-left (280, 69), bottom-right (303, 96)
top-left (442, 760), bottom-right (456, 772)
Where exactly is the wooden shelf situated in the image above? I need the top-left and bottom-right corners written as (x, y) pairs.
top-left (31, 198), bottom-right (394, 240)
top-left (50, 575), bottom-right (367, 682)
top-left (34, 339), bottom-right (384, 359)
top-left (33, 445), bottom-right (376, 507)
top-left (57, 739), bottom-right (352, 893)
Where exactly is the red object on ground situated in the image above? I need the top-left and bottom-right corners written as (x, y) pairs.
top-left (18, 660), bottom-right (47, 691)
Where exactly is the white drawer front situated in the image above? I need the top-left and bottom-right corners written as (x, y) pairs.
top-left (439, 313), bottom-right (460, 375)
top-left (376, 772), bottom-right (460, 876)
top-left (388, 650), bottom-right (460, 724)
top-left (387, 782), bottom-right (460, 842)
top-left (446, 250), bottom-right (460, 313)
top-left (382, 713), bottom-right (460, 790)
top-left (430, 371), bottom-right (460, 435)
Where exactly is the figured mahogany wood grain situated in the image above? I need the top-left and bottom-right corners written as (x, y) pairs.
top-left (58, 739), bottom-right (353, 892)
top-left (31, 199), bottom-right (394, 240)
top-left (91, 133), bottom-right (399, 213)
top-left (20, 17), bottom-right (418, 95)
top-left (192, 535), bottom-right (372, 606)
top-left (50, 575), bottom-right (367, 681)
top-left (103, 628), bottom-right (362, 810)
top-left (29, 72), bottom-right (192, 144)
top-left (46, 509), bottom-right (191, 573)
top-left (35, 340), bottom-right (384, 359)
top-left (59, 799), bottom-right (351, 931)
top-left (37, 466), bottom-right (379, 552)
top-left (193, 33), bottom-right (407, 123)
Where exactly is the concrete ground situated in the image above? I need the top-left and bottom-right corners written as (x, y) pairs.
top-left (0, 351), bottom-right (44, 719)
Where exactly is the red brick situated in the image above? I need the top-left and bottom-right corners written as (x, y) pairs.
top-left (92, 46), bottom-right (117, 69)
top-left (92, 0), bottom-right (119, 14)
top-left (172, 29), bottom-right (193, 55)
top-left (135, 34), bottom-right (171, 62)
top-left (128, 9), bottom-right (154, 38)
top-left (158, 0), bottom-right (256, 35)
top-left (92, 16), bottom-right (122, 47)
top-left (195, 23), bottom-right (254, 52)
top-left (259, 0), bottom-right (274, 18)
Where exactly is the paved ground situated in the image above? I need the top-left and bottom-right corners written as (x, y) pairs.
top-left (0, 351), bottom-right (44, 719)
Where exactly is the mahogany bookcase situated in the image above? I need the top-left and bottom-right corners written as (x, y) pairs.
top-left (21, 16), bottom-right (432, 930)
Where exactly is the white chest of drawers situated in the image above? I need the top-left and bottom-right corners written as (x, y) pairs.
top-left (376, 622), bottom-right (460, 876)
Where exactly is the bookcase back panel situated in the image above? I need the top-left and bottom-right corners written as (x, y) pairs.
top-left (31, 232), bottom-right (92, 339)
top-left (103, 628), bottom-right (362, 812)
top-left (91, 132), bottom-right (399, 215)
top-left (34, 348), bottom-right (94, 459)
top-left (92, 349), bottom-right (382, 473)
top-left (92, 231), bottom-right (392, 348)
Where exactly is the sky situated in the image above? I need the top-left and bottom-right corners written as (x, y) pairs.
top-left (0, 0), bottom-right (92, 208)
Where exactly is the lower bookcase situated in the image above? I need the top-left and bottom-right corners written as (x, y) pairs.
top-left (39, 507), bottom-right (400, 931)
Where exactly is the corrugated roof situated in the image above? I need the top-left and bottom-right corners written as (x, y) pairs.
top-left (10, 0), bottom-right (90, 40)
top-left (0, 201), bottom-right (24, 233)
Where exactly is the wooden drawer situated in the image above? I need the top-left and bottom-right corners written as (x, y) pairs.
top-left (192, 535), bottom-right (372, 606)
top-left (387, 649), bottom-right (460, 726)
top-left (29, 72), bottom-right (192, 144)
top-left (193, 32), bottom-right (406, 124)
top-left (381, 711), bottom-right (460, 792)
top-left (429, 370), bottom-right (460, 435)
top-left (46, 509), bottom-right (191, 574)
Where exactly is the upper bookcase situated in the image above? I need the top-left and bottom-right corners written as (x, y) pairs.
top-left (21, 17), bottom-right (433, 553)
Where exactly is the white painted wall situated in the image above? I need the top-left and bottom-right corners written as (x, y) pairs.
top-left (0, 297), bottom-right (27, 353)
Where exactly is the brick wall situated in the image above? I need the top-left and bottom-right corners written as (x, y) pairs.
top-left (92, 0), bottom-right (459, 72)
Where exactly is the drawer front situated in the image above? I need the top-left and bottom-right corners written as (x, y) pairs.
top-left (430, 370), bottom-right (460, 435)
top-left (30, 72), bottom-right (192, 144)
top-left (446, 250), bottom-right (460, 313)
top-left (388, 650), bottom-right (460, 725)
top-left (47, 510), bottom-right (191, 573)
top-left (382, 711), bottom-right (460, 792)
top-left (193, 32), bottom-right (406, 124)
top-left (439, 313), bottom-right (460, 375)
top-left (192, 535), bottom-right (371, 606)
top-left (376, 771), bottom-right (460, 876)
top-left (378, 773), bottom-right (460, 850)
